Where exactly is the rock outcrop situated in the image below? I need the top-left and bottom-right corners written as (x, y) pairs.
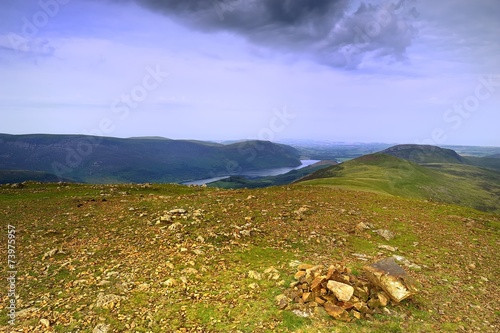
top-left (363, 257), bottom-right (419, 303)
top-left (278, 258), bottom-right (418, 321)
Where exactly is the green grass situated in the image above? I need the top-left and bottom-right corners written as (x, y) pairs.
top-left (298, 153), bottom-right (500, 214)
top-left (281, 311), bottom-right (311, 330)
top-left (299, 154), bottom-right (440, 196)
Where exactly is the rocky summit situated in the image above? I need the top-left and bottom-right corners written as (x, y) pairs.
top-left (0, 182), bottom-right (498, 332)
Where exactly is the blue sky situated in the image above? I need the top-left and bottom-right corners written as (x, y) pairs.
top-left (1, 0), bottom-right (499, 146)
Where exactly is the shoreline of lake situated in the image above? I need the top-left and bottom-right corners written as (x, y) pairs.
top-left (182, 160), bottom-right (320, 185)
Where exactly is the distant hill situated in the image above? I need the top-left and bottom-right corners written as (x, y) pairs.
top-left (380, 144), bottom-right (466, 164)
top-left (462, 156), bottom-right (500, 171)
top-left (0, 134), bottom-right (301, 184)
top-left (379, 144), bottom-right (500, 171)
top-left (298, 153), bottom-right (500, 213)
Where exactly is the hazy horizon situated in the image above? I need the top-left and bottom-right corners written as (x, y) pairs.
top-left (3, 132), bottom-right (500, 149)
top-left (1, 0), bottom-right (499, 146)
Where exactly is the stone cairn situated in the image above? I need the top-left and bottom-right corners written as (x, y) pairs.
top-left (277, 257), bottom-right (418, 322)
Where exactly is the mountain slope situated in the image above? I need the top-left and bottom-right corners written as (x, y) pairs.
top-left (462, 156), bottom-right (500, 171)
top-left (298, 153), bottom-right (500, 213)
top-left (0, 134), bottom-right (301, 183)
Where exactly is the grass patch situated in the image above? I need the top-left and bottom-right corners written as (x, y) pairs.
top-left (280, 310), bottom-right (311, 330)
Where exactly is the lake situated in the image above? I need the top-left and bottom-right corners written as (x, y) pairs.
top-left (182, 160), bottom-right (320, 185)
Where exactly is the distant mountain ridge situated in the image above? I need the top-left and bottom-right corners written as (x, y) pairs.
top-left (380, 144), bottom-right (466, 164)
top-left (380, 144), bottom-right (500, 171)
top-left (0, 134), bottom-right (301, 184)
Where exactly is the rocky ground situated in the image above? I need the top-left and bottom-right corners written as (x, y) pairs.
top-left (0, 182), bottom-right (498, 332)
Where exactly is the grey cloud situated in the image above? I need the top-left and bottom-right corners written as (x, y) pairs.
top-left (417, 0), bottom-right (500, 72)
top-left (130, 0), bottom-right (419, 69)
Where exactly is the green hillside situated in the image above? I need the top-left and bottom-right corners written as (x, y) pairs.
top-left (298, 153), bottom-right (500, 213)
top-left (0, 134), bottom-right (301, 184)
top-left (462, 156), bottom-right (500, 171)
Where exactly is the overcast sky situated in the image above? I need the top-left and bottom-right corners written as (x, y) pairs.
top-left (1, 0), bottom-right (499, 146)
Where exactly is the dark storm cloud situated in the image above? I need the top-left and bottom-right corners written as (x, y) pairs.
top-left (130, 0), bottom-right (419, 68)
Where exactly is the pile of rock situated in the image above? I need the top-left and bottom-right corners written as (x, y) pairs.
top-left (277, 257), bottom-right (418, 322)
